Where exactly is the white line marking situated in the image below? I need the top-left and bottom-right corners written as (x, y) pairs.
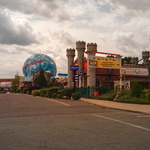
top-left (137, 115), bottom-right (150, 118)
top-left (46, 99), bottom-right (70, 106)
top-left (92, 114), bottom-right (150, 132)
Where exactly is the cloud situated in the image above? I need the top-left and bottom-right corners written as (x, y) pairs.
top-left (0, 10), bottom-right (37, 45)
top-left (112, 31), bottom-right (149, 57)
top-left (110, 0), bottom-right (150, 16)
top-left (0, 0), bottom-right (70, 21)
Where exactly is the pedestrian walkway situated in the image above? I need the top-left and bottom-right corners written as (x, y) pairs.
top-left (81, 98), bottom-right (150, 115)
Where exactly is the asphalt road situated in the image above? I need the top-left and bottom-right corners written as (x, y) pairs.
top-left (0, 93), bottom-right (150, 150)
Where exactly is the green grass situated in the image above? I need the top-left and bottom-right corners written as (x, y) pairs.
top-left (95, 90), bottom-right (117, 101)
top-left (94, 90), bottom-right (150, 104)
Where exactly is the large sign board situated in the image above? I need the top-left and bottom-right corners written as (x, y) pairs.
top-left (114, 81), bottom-right (130, 90)
top-left (89, 56), bottom-right (121, 69)
top-left (122, 68), bottom-right (148, 76)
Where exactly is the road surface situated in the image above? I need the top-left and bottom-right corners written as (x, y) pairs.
top-left (0, 93), bottom-right (150, 150)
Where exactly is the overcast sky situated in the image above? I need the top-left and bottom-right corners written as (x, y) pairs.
top-left (0, 0), bottom-right (150, 78)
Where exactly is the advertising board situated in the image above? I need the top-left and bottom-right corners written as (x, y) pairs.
top-left (114, 81), bottom-right (130, 90)
top-left (122, 68), bottom-right (148, 76)
top-left (89, 56), bottom-right (121, 69)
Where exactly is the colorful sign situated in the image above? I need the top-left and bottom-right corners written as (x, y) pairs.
top-left (122, 68), bottom-right (148, 76)
top-left (114, 81), bottom-right (130, 90)
top-left (89, 56), bottom-right (121, 69)
top-left (0, 82), bottom-right (12, 87)
top-left (70, 65), bottom-right (79, 71)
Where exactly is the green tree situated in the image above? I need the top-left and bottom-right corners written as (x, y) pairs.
top-left (131, 82), bottom-right (142, 98)
top-left (122, 57), bottom-right (132, 64)
top-left (11, 75), bottom-right (19, 93)
top-left (35, 70), bottom-right (47, 88)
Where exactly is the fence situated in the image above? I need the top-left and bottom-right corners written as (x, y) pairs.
top-left (75, 86), bottom-right (111, 97)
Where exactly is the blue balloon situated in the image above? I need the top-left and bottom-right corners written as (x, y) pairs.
top-left (23, 54), bottom-right (57, 81)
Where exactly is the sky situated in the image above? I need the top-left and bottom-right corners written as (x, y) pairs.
top-left (0, 0), bottom-right (150, 78)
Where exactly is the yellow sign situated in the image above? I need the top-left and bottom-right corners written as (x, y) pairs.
top-left (89, 56), bottom-right (121, 68)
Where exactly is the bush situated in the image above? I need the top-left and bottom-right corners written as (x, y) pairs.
top-left (23, 88), bottom-right (28, 94)
top-left (61, 88), bottom-right (74, 99)
top-left (57, 94), bottom-right (63, 99)
top-left (96, 90), bottom-right (117, 101)
top-left (57, 90), bottom-right (62, 94)
top-left (72, 92), bottom-right (81, 100)
top-left (116, 90), bottom-right (150, 104)
top-left (141, 89), bottom-right (150, 100)
top-left (40, 89), bottom-right (48, 97)
top-left (16, 89), bottom-right (20, 93)
top-left (131, 82), bottom-right (142, 98)
top-left (52, 93), bottom-right (57, 98)
top-left (28, 86), bottom-right (41, 95)
top-left (32, 90), bottom-right (41, 96)
top-left (47, 87), bottom-right (60, 98)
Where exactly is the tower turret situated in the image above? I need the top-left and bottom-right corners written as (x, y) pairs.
top-left (87, 43), bottom-right (97, 90)
top-left (66, 48), bottom-right (75, 87)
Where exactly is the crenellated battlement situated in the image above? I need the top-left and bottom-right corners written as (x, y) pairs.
top-left (87, 43), bottom-right (97, 52)
top-left (76, 41), bottom-right (86, 50)
top-left (66, 48), bottom-right (75, 57)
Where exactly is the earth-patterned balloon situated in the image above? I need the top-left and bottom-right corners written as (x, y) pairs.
top-left (23, 54), bottom-right (57, 81)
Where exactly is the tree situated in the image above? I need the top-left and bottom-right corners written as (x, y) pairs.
top-left (122, 57), bottom-right (131, 64)
top-left (35, 70), bottom-right (48, 88)
top-left (11, 74), bottom-right (20, 93)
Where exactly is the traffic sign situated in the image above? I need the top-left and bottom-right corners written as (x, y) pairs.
top-left (76, 70), bottom-right (85, 76)
top-left (70, 65), bottom-right (79, 71)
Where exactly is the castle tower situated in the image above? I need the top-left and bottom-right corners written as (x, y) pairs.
top-left (142, 51), bottom-right (150, 65)
top-left (76, 41), bottom-right (86, 87)
top-left (87, 43), bottom-right (97, 88)
top-left (66, 48), bottom-right (75, 87)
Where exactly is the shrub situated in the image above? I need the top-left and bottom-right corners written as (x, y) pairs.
top-left (52, 93), bottom-right (57, 98)
top-left (57, 94), bottom-right (63, 99)
top-left (57, 90), bottom-right (62, 94)
top-left (32, 90), bottom-right (41, 96)
top-left (61, 88), bottom-right (74, 99)
top-left (116, 90), bottom-right (150, 104)
top-left (47, 87), bottom-right (60, 98)
top-left (141, 89), bottom-right (150, 100)
top-left (40, 89), bottom-right (48, 97)
top-left (72, 92), bottom-right (81, 100)
top-left (28, 86), bottom-right (41, 95)
top-left (131, 82), bottom-right (142, 98)
top-left (23, 88), bottom-right (28, 94)
top-left (96, 90), bottom-right (117, 101)
top-left (16, 89), bottom-right (20, 93)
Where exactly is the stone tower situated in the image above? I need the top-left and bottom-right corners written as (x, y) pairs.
top-left (76, 41), bottom-right (86, 87)
top-left (66, 48), bottom-right (75, 87)
top-left (87, 43), bottom-right (97, 88)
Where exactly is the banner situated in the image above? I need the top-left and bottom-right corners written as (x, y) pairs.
top-left (89, 56), bottom-right (121, 69)
top-left (122, 68), bottom-right (148, 76)
top-left (114, 81), bottom-right (130, 90)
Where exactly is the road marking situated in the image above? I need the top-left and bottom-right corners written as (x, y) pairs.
top-left (137, 115), bottom-right (150, 118)
top-left (46, 99), bottom-right (70, 106)
top-left (92, 114), bottom-right (150, 132)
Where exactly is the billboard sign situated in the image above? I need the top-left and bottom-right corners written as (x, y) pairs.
top-left (89, 56), bottom-right (121, 69)
top-left (114, 81), bottom-right (130, 90)
top-left (122, 68), bottom-right (148, 76)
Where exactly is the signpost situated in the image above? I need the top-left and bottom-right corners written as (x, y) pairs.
top-left (70, 65), bottom-right (79, 91)
top-left (76, 70), bottom-right (85, 76)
